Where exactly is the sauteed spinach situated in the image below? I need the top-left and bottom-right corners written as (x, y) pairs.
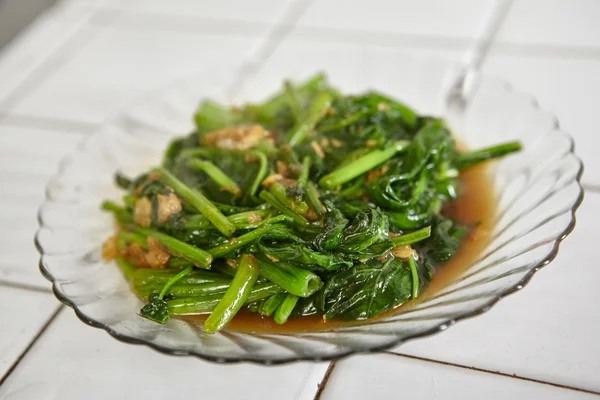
top-left (102, 74), bottom-right (520, 333)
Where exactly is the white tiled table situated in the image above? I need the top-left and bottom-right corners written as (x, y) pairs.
top-left (0, 1), bottom-right (597, 398)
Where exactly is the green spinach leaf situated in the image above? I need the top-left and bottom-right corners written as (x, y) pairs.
top-left (322, 258), bottom-right (413, 320)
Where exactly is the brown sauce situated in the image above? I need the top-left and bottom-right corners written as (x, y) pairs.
top-left (182, 163), bottom-right (496, 333)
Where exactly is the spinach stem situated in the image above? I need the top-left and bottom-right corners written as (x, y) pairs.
top-left (288, 92), bottom-right (332, 146)
top-left (119, 231), bottom-right (147, 249)
top-left (123, 195), bottom-right (137, 208)
top-left (166, 282), bottom-right (284, 315)
top-left (337, 176), bottom-right (366, 198)
top-left (408, 255), bottom-right (420, 299)
top-left (135, 281), bottom-right (231, 299)
top-left (194, 100), bottom-right (238, 131)
top-left (207, 220), bottom-right (288, 259)
top-left (274, 293), bottom-right (299, 324)
top-left (258, 293), bottom-right (287, 317)
top-left (101, 200), bottom-right (126, 214)
top-left (297, 156), bottom-right (311, 192)
top-left (247, 301), bottom-right (261, 313)
top-left (255, 254), bottom-right (323, 297)
top-left (270, 182), bottom-right (308, 214)
top-left (455, 141), bottom-right (522, 170)
top-left (245, 150), bottom-right (268, 203)
top-left (318, 140), bottom-right (410, 189)
top-left (183, 210), bottom-right (270, 230)
top-left (284, 80), bottom-right (303, 123)
top-left (101, 201), bottom-right (133, 223)
top-left (130, 225), bottom-right (213, 269)
top-left (391, 226), bottom-right (432, 247)
top-left (259, 191), bottom-right (310, 226)
top-left (320, 110), bottom-right (368, 133)
top-left (203, 254), bottom-right (260, 333)
top-left (133, 269), bottom-right (227, 286)
top-left (211, 262), bottom-right (238, 278)
top-left (187, 159), bottom-right (242, 197)
top-left (178, 148), bottom-right (211, 159)
top-left (154, 167), bottom-right (236, 237)
top-left (167, 258), bottom-right (192, 269)
top-left (305, 182), bottom-right (326, 215)
top-left (158, 266), bottom-right (194, 300)
top-left (256, 74), bottom-right (326, 120)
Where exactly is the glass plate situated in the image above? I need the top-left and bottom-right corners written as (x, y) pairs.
top-left (36, 50), bottom-right (584, 364)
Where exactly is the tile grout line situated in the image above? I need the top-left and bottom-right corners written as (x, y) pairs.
top-left (0, 305), bottom-right (64, 387)
top-left (224, 0), bottom-right (317, 98)
top-left (80, 6), bottom-right (600, 61)
top-left (0, 6), bottom-right (124, 117)
top-left (487, 41), bottom-right (600, 60)
top-left (0, 112), bottom-right (97, 134)
top-left (381, 4), bottom-right (599, 396)
top-left (76, 4), bottom-right (475, 52)
top-left (0, 3), bottom-right (594, 397)
top-left (383, 352), bottom-right (600, 396)
top-left (0, 2), bottom-right (595, 117)
top-left (215, 3), bottom-right (337, 395)
top-left (0, 280), bottom-right (52, 294)
top-left (287, 27), bottom-right (476, 50)
top-left (313, 361), bottom-right (336, 400)
top-left (0, 5), bottom-right (596, 123)
top-left (0, 33), bottom-right (94, 115)
top-left (88, 7), bottom-right (276, 37)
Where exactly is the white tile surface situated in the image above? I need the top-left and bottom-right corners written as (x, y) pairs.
top-left (0, 0), bottom-right (597, 397)
top-left (323, 353), bottom-right (597, 399)
top-left (497, 0), bottom-right (600, 48)
top-left (0, 287), bottom-right (58, 378)
top-left (481, 54), bottom-right (599, 185)
top-left (233, 33), bottom-right (465, 104)
top-left (0, 126), bottom-right (82, 288)
top-left (0, 310), bottom-right (330, 400)
top-left (61, 0), bottom-right (129, 6)
top-left (0, 2), bottom-right (98, 107)
top-left (394, 192), bottom-right (598, 392)
top-left (8, 27), bottom-right (260, 124)
top-left (296, 0), bottom-right (496, 39)
top-left (108, 0), bottom-right (296, 24)
top-left (95, 9), bottom-right (273, 38)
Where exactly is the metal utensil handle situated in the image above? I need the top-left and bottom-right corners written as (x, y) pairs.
top-left (447, 0), bottom-right (514, 107)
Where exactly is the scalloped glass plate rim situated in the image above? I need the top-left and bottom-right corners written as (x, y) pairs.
top-left (35, 67), bottom-right (584, 365)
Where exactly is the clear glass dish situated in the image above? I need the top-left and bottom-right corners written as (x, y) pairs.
top-left (35, 51), bottom-right (583, 364)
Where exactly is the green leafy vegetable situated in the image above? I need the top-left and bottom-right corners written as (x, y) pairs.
top-left (140, 292), bottom-right (170, 324)
top-left (319, 140), bottom-right (409, 189)
top-left (129, 225), bottom-right (213, 269)
top-left (258, 293), bottom-right (287, 317)
top-left (337, 208), bottom-right (393, 255)
top-left (102, 73), bottom-right (521, 332)
top-left (391, 226), bottom-right (431, 247)
top-left (139, 266), bottom-right (194, 324)
top-left (415, 216), bottom-right (469, 278)
top-left (203, 254), bottom-right (260, 333)
top-left (274, 293), bottom-right (300, 324)
top-left (255, 254), bottom-right (323, 297)
top-left (322, 258), bottom-right (413, 320)
top-left (156, 167), bottom-right (236, 237)
top-left (455, 142), bottom-right (521, 170)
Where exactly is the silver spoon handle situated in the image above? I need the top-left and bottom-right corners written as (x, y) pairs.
top-left (447, 0), bottom-right (514, 107)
